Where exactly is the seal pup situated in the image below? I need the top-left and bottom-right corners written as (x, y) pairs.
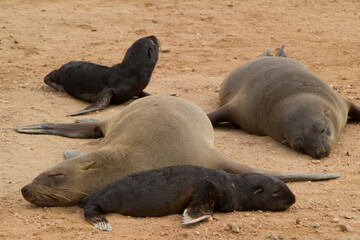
top-left (79, 165), bottom-right (296, 231)
top-left (16, 95), bottom-right (338, 207)
top-left (44, 35), bottom-right (160, 116)
top-left (208, 47), bottom-right (360, 158)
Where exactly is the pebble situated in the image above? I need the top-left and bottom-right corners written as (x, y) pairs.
top-left (310, 223), bottom-right (320, 228)
top-left (268, 232), bottom-right (278, 240)
top-left (339, 224), bottom-right (354, 232)
top-left (344, 214), bottom-right (355, 219)
top-left (330, 217), bottom-right (339, 223)
top-left (224, 223), bottom-right (240, 233)
top-left (295, 218), bottom-right (301, 224)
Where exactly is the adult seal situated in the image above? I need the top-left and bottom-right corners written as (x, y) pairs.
top-left (44, 35), bottom-right (160, 116)
top-left (79, 165), bottom-right (296, 231)
top-left (208, 47), bottom-right (360, 158)
top-left (16, 95), bottom-right (338, 207)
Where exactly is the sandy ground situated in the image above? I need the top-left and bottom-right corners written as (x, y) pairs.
top-left (1, 0), bottom-right (359, 239)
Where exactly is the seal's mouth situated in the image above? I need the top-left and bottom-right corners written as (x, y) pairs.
top-left (21, 183), bottom-right (85, 207)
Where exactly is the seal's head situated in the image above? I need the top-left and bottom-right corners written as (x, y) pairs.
top-left (284, 107), bottom-right (333, 159)
top-left (122, 35), bottom-right (159, 70)
top-left (21, 151), bottom-right (121, 207)
top-left (241, 173), bottom-right (296, 211)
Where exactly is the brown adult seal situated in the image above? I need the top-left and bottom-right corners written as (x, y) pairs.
top-left (79, 165), bottom-right (296, 231)
top-left (208, 48), bottom-right (360, 158)
top-left (16, 95), bottom-right (338, 207)
top-left (44, 35), bottom-right (160, 116)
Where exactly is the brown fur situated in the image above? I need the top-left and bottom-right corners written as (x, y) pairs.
top-left (17, 95), bottom-right (339, 207)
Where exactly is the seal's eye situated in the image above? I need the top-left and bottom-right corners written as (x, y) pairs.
top-left (321, 127), bottom-right (331, 136)
top-left (253, 187), bottom-right (263, 195)
top-left (47, 173), bottom-right (65, 178)
top-left (272, 191), bottom-right (282, 197)
top-left (148, 48), bottom-right (153, 58)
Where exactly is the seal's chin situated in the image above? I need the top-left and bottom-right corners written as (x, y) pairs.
top-left (21, 184), bottom-right (73, 207)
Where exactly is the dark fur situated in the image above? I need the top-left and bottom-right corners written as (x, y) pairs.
top-left (44, 35), bottom-right (159, 115)
top-left (79, 165), bottom-right (295, 231)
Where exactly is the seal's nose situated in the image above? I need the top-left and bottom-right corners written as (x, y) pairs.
top-left (21, 186), bottom-right (28, 198)
top-left (315, 147), bottom-right (329, 159)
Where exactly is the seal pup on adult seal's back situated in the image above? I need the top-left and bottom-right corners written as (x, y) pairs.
top-left (44, 35), bottom-right (160, 116)
top-left (208, 47), bottom-right (360, 158)
top-left (79, 165), bottom-right (296, 231)
top-left (16, 95), bottom-right (338, 207)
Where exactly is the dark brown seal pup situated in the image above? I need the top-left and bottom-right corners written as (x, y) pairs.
top-left (16, 95), bottom-right (338, 207)
top-left (44, 35), bottom-right (159, 116)
top-left (79, 165), bottom-right (296, 231)
top-left (208, 49), bottom-right (360, 159)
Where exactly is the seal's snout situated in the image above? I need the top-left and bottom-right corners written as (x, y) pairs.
top-left (315, 147), bottom-right (329, 159)
top-left (21, 186), bottom-right (28, 198)
top-left (146, 35), bottom-right (159, 48)
top-left (21, 184), bottom-right (34, 204)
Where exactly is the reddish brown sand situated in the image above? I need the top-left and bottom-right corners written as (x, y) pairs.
top-left (1, 0), bottom-right (359, 239)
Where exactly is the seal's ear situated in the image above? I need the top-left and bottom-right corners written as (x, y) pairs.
top-left (148, 48), bottom-right (153, 58)
top-left (253, 187), bottom-right (264, 195)
top-left (83, 162), bottom-right (97, 170)
top-left (324, 110), bottom-right (331, 117)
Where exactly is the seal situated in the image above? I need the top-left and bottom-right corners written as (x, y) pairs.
top-left (208, 47), bottom-right (360, 159)
top-left (44, 35), bottom-right (160, 116)
top-left (16, 95), bottom-right (338, 207)
top-left (79, 165), bottom-right (296, 231)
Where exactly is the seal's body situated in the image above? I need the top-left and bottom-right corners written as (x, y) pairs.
top-left (80, 165), bottom-right (296, 231)
top-left (208, 56), bottom-right (360, 158)
top-left (16, 95), bottom-right (339, 207)
top-left (44, 35), bottom-right (159, 116)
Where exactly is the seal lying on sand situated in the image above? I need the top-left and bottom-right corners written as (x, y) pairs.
top-left (208, 47), bottom-right (360, 158)
top-left (16, 95), bottom-right (338, 207)
top-left (44, 35), bottom-right (160, 116)
top-left (79, 165), bottom-right (296, 231)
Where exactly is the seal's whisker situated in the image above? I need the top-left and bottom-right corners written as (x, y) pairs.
top-left (54, 187), bottom-right (89, 196)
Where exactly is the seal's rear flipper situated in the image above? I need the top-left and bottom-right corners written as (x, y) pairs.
top-left (84, 205), bottom-right (112, 231)
top-left (68, 90), bottom-right (113, 116)
top-left (275, 45), bottom-right (287, 57)
top-left (15, 121), bottom-right (105, 138)
top-left (207, 105), bottom-right (231, 126)
top-left (262, 48), bottom-right (272, 57)
top-left (44, 70), bottom-right (65, 92)
top-left (274, 173), bottom-right (340, 183)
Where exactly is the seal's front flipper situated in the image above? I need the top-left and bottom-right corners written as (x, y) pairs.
top-left (75, 117), bottom-right (100, 123)
top-left (275, 45), bottom-right (287, 57)
top-left (84, 205), bottom-right (112, 231)
top-left (137, 91), bottom-right (152, 98)
top-left (68, 91), bottom-right (113, 116)
top-left (182, 181), bottom-right (218, 225)
top-left (348, 101), bottom-right (360, 120)
top-left (64, 150), bottom-right (87, 159)
top-left (15, 121), bottom-right (105, 138)
top-left (207, 105), bottom-right (231, 126)
top-left (182, 208), bottom-right (212, 225)
top-left (274, 173), bottom-right (340, 183)
top-left (136, 92), bottom-right (177, 98)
